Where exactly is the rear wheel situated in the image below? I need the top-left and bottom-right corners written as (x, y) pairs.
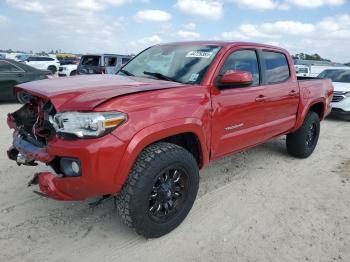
top-left (116, 142), bottom-right (199, 238)
top-left (16, 91), bottom-right (32, 104)
top-left (48, 65), bottom-right (57, 74)
top-left (286, 111), bottom-right (320, 158)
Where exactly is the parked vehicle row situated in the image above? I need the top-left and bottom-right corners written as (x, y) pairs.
top-left (294, 64), bottom-right (350, 78)
top-left (6, 41), bottom-right (333, 238)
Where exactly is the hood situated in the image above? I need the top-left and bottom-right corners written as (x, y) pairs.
top-left (333, 82), bottom-right (350, 93)
top-left (16, 74), bottom-right (187, 111)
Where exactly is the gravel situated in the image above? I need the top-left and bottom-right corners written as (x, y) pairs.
top-left (0, 102), bottom-right (349, 262)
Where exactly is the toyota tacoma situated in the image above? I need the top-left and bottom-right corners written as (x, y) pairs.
top-left (7, 42), bottom-right (333, 238)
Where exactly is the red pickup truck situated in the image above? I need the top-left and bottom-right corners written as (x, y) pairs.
top-left (7, 42), bottom-right (333, 238)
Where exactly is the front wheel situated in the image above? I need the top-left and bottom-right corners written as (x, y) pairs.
top-left (286, 111), bottom-right (320, 158)
top-left (48, 65), bottom-right (57, 74)
top-left (16, 91), bottom-right (32, 104)
top-left (116, 142), bottom-right (199, 238)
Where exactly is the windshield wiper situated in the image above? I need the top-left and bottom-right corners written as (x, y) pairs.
top-left (119, 69), bottom-right (134, 76)
top-left (143, 71), bottom-right (177, 82)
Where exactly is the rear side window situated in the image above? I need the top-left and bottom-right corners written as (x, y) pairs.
top-left (0, 61), bottom-right (23, 72)
top-left (104, 56), bottom-right (117, 66)
top-left (122, 57), bottom-right (130, 64)
top-left (28, 57), bottom-right (38, 61)
top-left (38, 57), bottom-right (53, 61)
top-left (81, 56), bottom-right (101, 66)
top-left (262, 51), bottom-right (290, 84)
top-left (219, 49), bottom-right (260, 86)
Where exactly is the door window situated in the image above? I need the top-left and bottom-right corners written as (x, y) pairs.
top-left (81, 56), bottom-right (101, 66)
top-left (105, 57), bottom-right (117, 66)
top-left (122, 57), bottom-right (130, 64)
top-left (219, 50), bottom-right (260, 86)
top-left (0, 61), bottom-right (23, 72)
top-left (262, 51), bottom-right (290, 84)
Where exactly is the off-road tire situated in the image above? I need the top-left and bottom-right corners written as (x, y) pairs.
top-left (48, 65), bottom-right (57, 74)
top-left (116, 142), bottom-right (199, 238)
top-left (286, 111), bottom-right (320, 158)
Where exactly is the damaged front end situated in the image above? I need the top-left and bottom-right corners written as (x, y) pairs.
top-left (7, 97), bottom-right (56, 166)
top-left (6, 93), bottom-right (128, 201)
top-left (6, 97), bottom-right (77, 200)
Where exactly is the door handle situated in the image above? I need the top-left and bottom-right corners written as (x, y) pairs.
top-left (289, 90), bottom-right (297, 96)
top-left (255, 95), bottom-right (266, 102)
top-left (16, 74), bottom-right (24, 77)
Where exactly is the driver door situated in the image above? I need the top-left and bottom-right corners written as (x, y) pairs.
top-left (210, 49), bottom-right (268, 159)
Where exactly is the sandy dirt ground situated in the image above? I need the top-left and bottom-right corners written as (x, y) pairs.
top-left (0, 102), bottom-right (349, 262)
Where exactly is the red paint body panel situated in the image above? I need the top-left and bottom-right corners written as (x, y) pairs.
top-left (8, 42), bottom-right (333, 200)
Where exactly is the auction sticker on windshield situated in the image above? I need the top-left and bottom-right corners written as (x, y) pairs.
top-left (186, 51), bottom-right (213, 59)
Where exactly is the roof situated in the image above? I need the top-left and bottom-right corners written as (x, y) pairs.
top-left (81, 54), bottom-right (132, 57)
top-left (155, 41), bottom-right (286, 50)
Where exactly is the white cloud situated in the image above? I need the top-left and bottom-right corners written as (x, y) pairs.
top-left (175, 0), bottom-right (223, 20)
top-left (183, 22), bottom-right (196, 30)
top-left (131, 35), bottom-right (162, 46)
top-left (219, 14), bottom-right (350, 62)
top-left (3, 0), bottom-right (135, 54)
top-left (177, 30), bottom-right (200, 38)
top-left (134, 9), bottom-right (172, 22)
top-left (287, 0), bottom-right (345, 8)
top-left (6, 0), bottom-right (135, 14)
top-left (230, 0), bottom-right (345, 10)
top-left (232, 0), bottom-right (278, 10)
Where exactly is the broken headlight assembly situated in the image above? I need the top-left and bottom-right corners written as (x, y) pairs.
top-left (50, 111), bottom-right (127, 138)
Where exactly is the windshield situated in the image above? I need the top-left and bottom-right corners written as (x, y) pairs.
top-left (118, 45), bottom-right (221, 84)
top-left (318, 69), bottom-right (350, 83)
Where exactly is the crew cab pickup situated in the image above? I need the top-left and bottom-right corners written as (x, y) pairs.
top-left (7, 42), bottom-right (333, 238)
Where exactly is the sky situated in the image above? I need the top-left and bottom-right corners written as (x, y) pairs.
top-left (0, 0), bottom-right (349, 62)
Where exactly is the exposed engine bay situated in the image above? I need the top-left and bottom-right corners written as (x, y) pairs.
top-left (7, 96), bottom-right (57, 166)
top-left (9, 97), bottom-right (56, 147)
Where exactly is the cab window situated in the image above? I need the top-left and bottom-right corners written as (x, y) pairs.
top-left (219, 50), bottom-right (260, 86)
top-left (262, 51), bottom-right (290, 84)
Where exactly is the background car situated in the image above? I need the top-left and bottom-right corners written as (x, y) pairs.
top-left (58, 64), bottom-right (78, 77)
top-left (24, 56), bottom-right (60, 74)
top-left (77, 54), bottom-right (131, 75)
top-left (318, 69), bottom-right (350, 120)
top-left (0, 59), bottom-right (51, 103)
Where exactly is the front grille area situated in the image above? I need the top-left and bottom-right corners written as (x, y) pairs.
top-left (332, 91), bottom-right (346, 103)
top-left (332, 95), bottom-right (345, 103)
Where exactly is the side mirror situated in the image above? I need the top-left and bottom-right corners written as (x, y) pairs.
top-left (219, 70), bottom-right (253, 88)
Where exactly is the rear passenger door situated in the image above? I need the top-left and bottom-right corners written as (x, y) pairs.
top-left (259, 50), bottom-right (299, 137)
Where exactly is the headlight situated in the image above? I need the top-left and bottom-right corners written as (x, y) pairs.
top-left (51, 111), bottom-right (127, 138)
